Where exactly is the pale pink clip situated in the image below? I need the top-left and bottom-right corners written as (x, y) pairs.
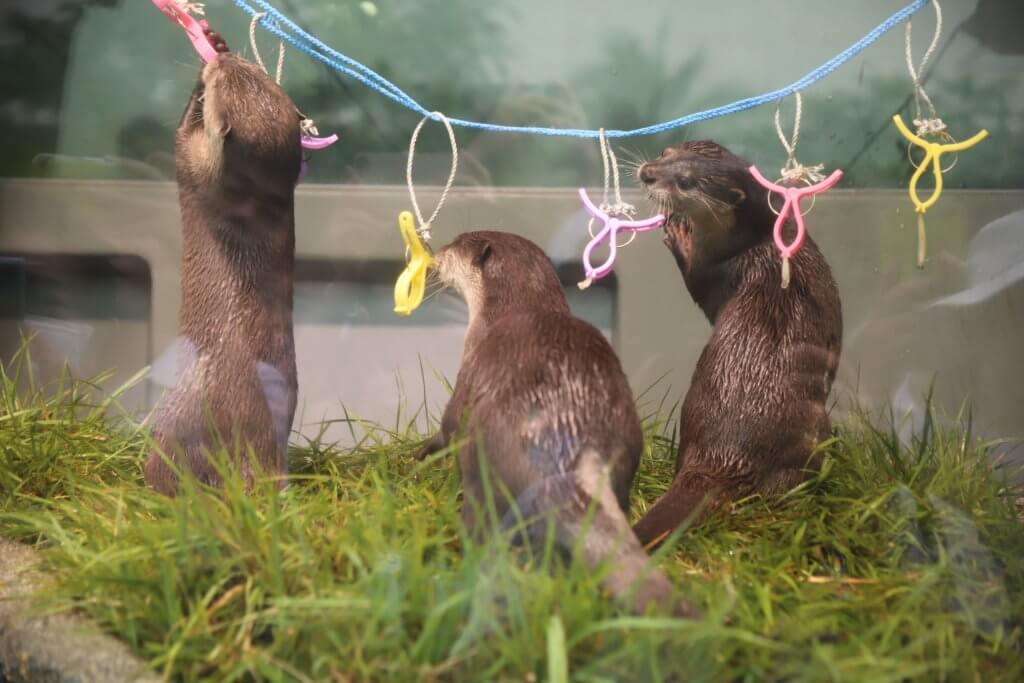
top-left (578, 187), bottom-right (664, 284)
top-left (152, 0), bottom-right (219, 63)
top-left (747, 165), bottom-right (843, 261)
top-left (297, 133), bottom-right (338, 182)
top-left (301, 134), bottom-right (338, 151)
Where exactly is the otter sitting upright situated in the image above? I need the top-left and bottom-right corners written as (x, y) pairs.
top-left (144, 42), bottom-right (301, 495)
top-left (418, 231), bottom-right (691, 617)
top-left (633, 141), bottom-right (843, 547)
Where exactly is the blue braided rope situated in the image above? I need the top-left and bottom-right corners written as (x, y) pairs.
top-left (232, 0), bottom-right (928, 139)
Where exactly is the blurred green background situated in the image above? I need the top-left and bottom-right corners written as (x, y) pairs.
top-left (2, 0), bottom-right (1022, 188)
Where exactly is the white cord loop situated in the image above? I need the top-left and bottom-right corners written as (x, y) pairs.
top-left (904, 0), bottom-right (946, 137)
top-left (773, 92), bottom-right (825, 184)
top-left (768, 92), bottom-right (825, 217)
top-left (406, 112), bottom-right (459, 242)
top-left (587, 129), bottom-right (639, 247)
top-left (251, 12), bottom-right (326, 140)
top-left (597, 129), bottom-right (636, 220)
top-left (250, 12), bottom-right (286, 85)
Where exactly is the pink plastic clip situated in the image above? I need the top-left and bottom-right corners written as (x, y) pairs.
top-left (152, 0), bottom-right (219, 63)
top-left (748, 165), bottom-right (843, 262)
top-left (297, 133), bottom-right (338, 183)
top-left (578, 187), bottom-right (664, 287)
top-left (301, 133), bottom-right (339, 151)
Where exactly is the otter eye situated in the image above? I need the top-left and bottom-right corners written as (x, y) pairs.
top-left (676, 176), bottom-right (695, 191)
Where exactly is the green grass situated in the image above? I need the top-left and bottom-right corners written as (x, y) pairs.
top-left (1, 353), bottom-right (1022, 682)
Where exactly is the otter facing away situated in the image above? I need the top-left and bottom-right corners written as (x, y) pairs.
top-left (417, 230), bottom-right (693, 617)
top-left (633, 140), bottom-right (843, 547)
top-left (144, 44), bottom-right (302, 495)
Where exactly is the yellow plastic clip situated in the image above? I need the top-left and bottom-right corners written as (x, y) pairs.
top-left (393, 211), bottom-right (434, 316)
top-left (892, 114), bottom-right (988, 267)
top-left (892, 114), bottom-right (988, 214)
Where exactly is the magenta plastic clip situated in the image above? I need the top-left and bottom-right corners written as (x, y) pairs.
top-left (151, 0), bottom-right (219, 63)
top-left (577, 187), bottom-right (664, 288)
top-left (748, 165), bottom-right (842, 287)
top-left (297, 133), bottom-right (338, 183)
top-left (301, 134), bottom-right (338, 151)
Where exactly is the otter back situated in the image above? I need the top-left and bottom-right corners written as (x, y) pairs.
top-left (422, 230), bottom-right (694, 617)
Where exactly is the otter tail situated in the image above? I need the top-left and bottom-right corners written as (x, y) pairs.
top-left (504, 450), bottom-right (695, 618)
top-left (632, 474), bottom-right (716, 549)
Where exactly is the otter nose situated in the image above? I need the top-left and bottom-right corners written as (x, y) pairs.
top-left (639, 164), bottom-right (657, 186)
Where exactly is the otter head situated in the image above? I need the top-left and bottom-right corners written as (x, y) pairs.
top-left (176, 53), bottom-right (302, 192)
top-left (638, 141), bottom-right (772, 269)
top-left (433, 231), bottom-right (570, 324)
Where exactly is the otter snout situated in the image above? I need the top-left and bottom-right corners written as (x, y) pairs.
top-left (429, 245), bottom-right (475, 308)
top-left (430, 248), bottom-right (450, 286)
top-left (639, 161), bottom-right (682, 190)
top-left (638, 163), bottom-right (658, 187)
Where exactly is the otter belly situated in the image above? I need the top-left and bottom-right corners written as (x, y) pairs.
top-left (145, 347), bottom-right (296, 494)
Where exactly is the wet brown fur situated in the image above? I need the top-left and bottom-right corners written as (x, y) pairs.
top-left (634, 141), bottom-right (842, 546)
top-left (144, 40), bottom-right (302, 495)
top-left (418, 231), bottom-right (695, 617)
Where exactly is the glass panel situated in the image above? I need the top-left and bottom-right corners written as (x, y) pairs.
top-left (0, 252), bottom-right (151, 405)
top-left (1, 2), bottom-right (1022, 677)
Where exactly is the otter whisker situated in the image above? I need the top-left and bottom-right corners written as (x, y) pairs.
top-left (617, 145), bottom-right (648, 168)
top-left (696, 193), bottom-right (725, 229)
top-left (622, 161), bottom-right (646, 181)
top-left (420, 286), bottom-right (448, 306)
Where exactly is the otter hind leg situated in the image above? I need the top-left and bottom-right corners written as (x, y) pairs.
top-left (498, 458), bottom-right (696, 618)
top-left (143, 448), bottom-right (180, 497)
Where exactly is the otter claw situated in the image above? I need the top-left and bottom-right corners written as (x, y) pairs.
top-left (414, 433), bottom-right (446, 461)
top-left (203, 28), bottom-right (229, 54)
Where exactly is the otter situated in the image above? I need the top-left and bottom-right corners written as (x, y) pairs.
top-left (632, 140), bottom-right (842, 547)
top-left (144, 36), bottom-right (301, 495)
top-left (417, 231), bottom-right (693, 617)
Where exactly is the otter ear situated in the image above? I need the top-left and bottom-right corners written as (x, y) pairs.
top-left (472, 242), bottom-right (492, 268)
top-left (728, 187), bottom-right (747, 206)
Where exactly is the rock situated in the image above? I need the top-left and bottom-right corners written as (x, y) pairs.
top-left (0, 538), bottom-right (158, 683)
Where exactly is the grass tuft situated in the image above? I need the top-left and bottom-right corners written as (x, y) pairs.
top-left (1, 358), bottom-right (1022, 681)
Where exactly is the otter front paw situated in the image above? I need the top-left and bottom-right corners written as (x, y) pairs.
top-left (414, 432), bottom-right (447, 461)
top-left (662, 220), bottom-right (689, 273)
top-left (204, 28), bottom-right (229, 54)
top-left (662, 219), bottom-right (686, 253)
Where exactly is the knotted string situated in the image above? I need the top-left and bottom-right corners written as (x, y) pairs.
top-left (597, 128), bottom-right (635, 220)
top-left (174, 1), bottom-right (205, 16)
top-left (904, 0), bottom-right (946, 137)
top-left (394, 113), bottom-right (457, 315)
top-left (766, 92), bottom-right (842, 289)
top-left (406, 112), bottom-right (458, 242)
top-left (586, 128), bottom-right (638, 250)
top-left (773, 92), bottom-right (825, 185)
top-left (249, 11), bottom-right (285, 84)
top-left (897, 0), bottom-right (988, 268)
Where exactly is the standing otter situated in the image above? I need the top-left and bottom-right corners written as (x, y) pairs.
top-left (417, 231), bottom-right (692, 617)
top-left (633, 140), bottom-right (842, 546)
top-left (144, 39), bottom-right (301, 495)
